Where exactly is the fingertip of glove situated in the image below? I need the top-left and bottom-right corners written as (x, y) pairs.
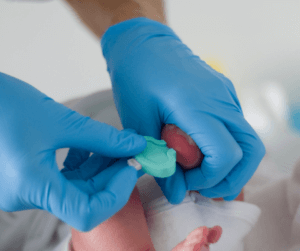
top-left (129, 134), bottom-right (148, 151)
top-left (162, 182), bottom-right (186, 205)
top-left (223, 194), bottom-right (237, 201)
top-left (118, 129), bottom-right (147, 154)
top-left (124, 165), bottom-right (139, 182)
top-left (168, 193), bottom-right (185, 205)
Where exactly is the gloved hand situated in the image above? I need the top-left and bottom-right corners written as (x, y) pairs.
top-left (61, 150), bottom-right (146, 224)
top-left (101, 18), bottom-right (266, 203)
top-left (0, 72), bottom-right (146, 231)
top-left (61, 148), bottom-right (145, 190)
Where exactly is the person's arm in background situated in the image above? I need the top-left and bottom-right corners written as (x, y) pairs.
top-left (64, 0), bottom-right (166, 39)
top-left (63, 0), bottom-right (265, 204)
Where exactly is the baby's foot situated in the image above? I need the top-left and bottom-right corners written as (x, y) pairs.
top-left (172, 226), bottom-right (208, 251)
top-left (172, 226), bottom-right (222, 251)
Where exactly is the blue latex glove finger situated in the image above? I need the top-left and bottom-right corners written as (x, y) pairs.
top-left (223, 192), bottom-right (241, 201)
top-left (0, 72), bottom-right (146, 231)
top-left (65, 159), bottom-right (137, 204)
top-left (61, 153), bottom-right (116, 181)
top-left (182, 114), bottom-right (244, 191)
top-left (197, 120), bottom-right (265, 198)
top-left (199, 189), bottom-right (241, 201)
top-left (63, 149), bottom-right (144, 183)
top-left (62, 128), bottom-right (137, 169)
top-left (63, 159), bottom-right (131, 194)
top-left (154, 163), bottom-right (187, 204)
top-left (56, 160), bottom-right (138, 231)
top-left (62, 128), bottom-right (137, 175)
top-left (101, 18), bottom-right (265, 203)
top-left (198, 190), bottom-right (221, 199)
top-left (63, 148), bottom-right (91, 172)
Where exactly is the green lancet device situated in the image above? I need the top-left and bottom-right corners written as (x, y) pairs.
top-left (133, 136), bottom-right (176, 178)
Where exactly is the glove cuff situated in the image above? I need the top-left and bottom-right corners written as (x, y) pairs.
top-left (100, 17), bottom-right (181, 70)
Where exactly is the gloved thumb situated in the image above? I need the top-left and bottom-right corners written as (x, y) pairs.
top-left (154, 163), bottom-right (187, 205)
top-left (54, 109), bottom-right (147, 158)
top-left (34, 159), bottom-right (138, 232)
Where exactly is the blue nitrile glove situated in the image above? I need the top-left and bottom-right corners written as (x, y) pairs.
top-left (0, 72), bottom-right (147, 232)
top-left (101, 18), bottom-right (266, 203)
top-left (62, 146), bottom-right (146, 183)
top-left (61, 149), bottom-right (145, 197)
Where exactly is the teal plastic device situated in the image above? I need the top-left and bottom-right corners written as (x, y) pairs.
top-left (135, 136), bottom-right (176, 178)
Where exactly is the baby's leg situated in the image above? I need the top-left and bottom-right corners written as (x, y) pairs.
top-left (70, 185), bottom-right (222, 251)
top-left (71, 186), bottom-right (155, 251)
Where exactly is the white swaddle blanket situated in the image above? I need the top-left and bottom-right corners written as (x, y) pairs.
top-left (1, 89), bottom-right (300, 251)
top-left (137, 174), bottom-right (260, 251)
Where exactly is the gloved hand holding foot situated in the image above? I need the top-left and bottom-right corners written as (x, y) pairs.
top-left (0, 72), bottom-right (147, 231)
top-left (101, 18), bottom-right (265, 203)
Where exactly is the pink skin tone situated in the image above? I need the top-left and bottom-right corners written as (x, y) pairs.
top-left (70, 124), bottom-right (225, 251)
top-left (161, 124), bottom-right (204, 170)
top-left (174, 226), bottom-right (223, 251)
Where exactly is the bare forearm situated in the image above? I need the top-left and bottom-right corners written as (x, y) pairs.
top-left (134, 0), bottom-right (167, 24)
top-left (64, 0), bottom-right (167, 39)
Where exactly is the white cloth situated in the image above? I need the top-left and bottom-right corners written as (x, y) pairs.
top-left (145, 191), bottom-right (260, 250)
top-left (136, 174), bottom-right (261, 251)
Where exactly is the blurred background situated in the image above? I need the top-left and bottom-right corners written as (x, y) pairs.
top-left (0, 0), bottom-right (299, 178)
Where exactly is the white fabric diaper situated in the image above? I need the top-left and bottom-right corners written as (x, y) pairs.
top-left (137, 175), bottom-right (261, 251)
